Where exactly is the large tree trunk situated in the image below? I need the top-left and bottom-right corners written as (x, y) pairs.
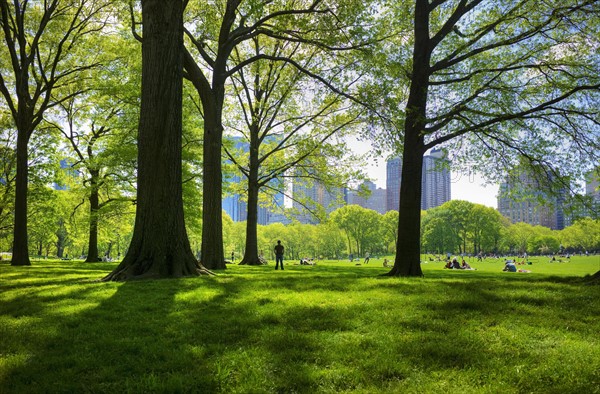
top-left (388, 144), bottom-right (425, 276)
top-left (200, 102), bottom-right (226, 270)
top-left (387, 0), bottom-right (430, 277)
top-left (11, 128), bottom-right (30, 266)
top-left (85, 170), bottom-right (101, 262)
top-left (103, 0), bottom-right (210, 281)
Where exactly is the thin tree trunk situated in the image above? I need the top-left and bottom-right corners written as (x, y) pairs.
top-left (240, 126), bottom-right (263, 265)
top-left (240, 181), bottom-right (261, 265)
top-left (85, 170), bottom-right (101, 262)
top-left (105, 241), bottom-right (112, 260)
top-left (11, 129), bottom-right (30, 266)
top-left (103, 0), bottom-right (210, 281)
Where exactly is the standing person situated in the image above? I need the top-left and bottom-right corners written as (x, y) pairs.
top-left (364, 251), bottom-right (370, 264)
top-left (274, 240), bottom-right (285, 270)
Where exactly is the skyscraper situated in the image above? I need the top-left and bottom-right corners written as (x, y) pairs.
top-left (292, 178), bottom-right (346, 224)
top-left (386, 158), bottom-right (402, 212)
top-left (386, 149), bottom-right (451, 212)
top-left (585, 169), bottom-right (600, 218)
top-left (222, 136), bottom-right (286, 224)
top-left (421, 149), bottom-right (451, 210)
top-left (497, 171), bottom-right (569, 230)
top-left (348, 180), bottom-right (387, 214)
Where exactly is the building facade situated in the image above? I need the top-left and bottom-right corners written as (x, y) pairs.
top-left (497, 171), bottom-right (569, 230)
top-left (347, 180), bottom-right (387, 214)
top-left (222, 136), bottom-right (286, 224)
top-left (386, 158), bottom-right (402, 212)
top-left (421, 149), bottom-right (451, 210)
top-left (292, 178), bottom-right (346, 224)
top-left (585, 169), bottom-right (600, 218)
top-left (386, 149), bottom-right (451, 212)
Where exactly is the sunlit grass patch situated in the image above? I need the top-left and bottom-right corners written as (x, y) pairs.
top-left (0, 257), bottom-right (599, 393)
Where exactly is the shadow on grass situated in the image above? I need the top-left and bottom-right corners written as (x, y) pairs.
top-left (2, 269), bottom-right (335, 392)
top-left (2, 262), bottom-right (599, 393)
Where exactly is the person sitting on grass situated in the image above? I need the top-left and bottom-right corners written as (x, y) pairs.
top-left (383, 259), bottom-right (392, 268)
top-left (461, 259), bottom-right (475, 270)
top-left (503, 260), bottom-right (517, 272)
top-left (452, 257), bottom-right (461, 269)
top-left (444, 259), bottom-right (453, 269)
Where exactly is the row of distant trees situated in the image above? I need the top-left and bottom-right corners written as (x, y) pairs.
top-left (4, 185), bottom-right (597, 261)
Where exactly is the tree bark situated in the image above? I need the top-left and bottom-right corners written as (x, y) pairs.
top-left (240, 182), bottom-right (261, 265)
top-left (387, 144), bottom-right (425, 276)
top-left (183, 3), bottom-right (242, 271)
top-left (240, 124), bottom-right (262, 265)
top-left (11, 127), bottom-right (30, 266)
top-left (387, 0), bottom-right (430, 277)
top-left (200, 101), bottom-right (226, 269)
top-left (103, 0), bottom-right (211, 281)
top-left (85, 169), bottom-right (101, 262)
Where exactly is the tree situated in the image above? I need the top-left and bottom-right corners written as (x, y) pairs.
top-left (381, 210), bottom-right (399, 253)
top-left (315, 222), bottom-right (347, 259)
top-left (421, 206), bottom-right (458, 254)
top-left (444, 200), bottom-right (473, 254)
top-left (501, 222), bottom-right (538, 254)
top-left (384, 0), bottom-right (600, 276)
top-left (330, 205), bottom-right (382, 257)
top-left (467, 204), bottom-right (504, 254)
top-left (103, 0), bottom-right (210, 280)
top-left (225, 36), bottom-right (362, 265)
top-left (0, 122), bottom-right (16, 246)
top-left (528, 234), bottom-right (560, 255)
top-left (49, 32), bottom-right (139, 262)
top-left (560, 218), bottom-right (600, 252)
top-left (182, 0), bottom-right (369, 269)
top-left (260, 221), bottom-right (287, 260)
top-left (0, 0), bottom-right (111, 265)
top-left (28, 188), bottom-right (61, 258)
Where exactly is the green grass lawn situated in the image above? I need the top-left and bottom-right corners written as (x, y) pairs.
top-left (1, 255), bottom-right (599, 393)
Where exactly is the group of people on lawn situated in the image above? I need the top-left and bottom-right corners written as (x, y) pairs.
top-left (444, 257), bottom-right (475, 270)
top-left (502, 259), bottom-right (532, 273)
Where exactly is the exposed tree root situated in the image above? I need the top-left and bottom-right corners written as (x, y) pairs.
top-left (383, 262), bottom-right (425, 277)
top-left (238, 256), bottom-right (268, 266)
top-left (102, 256), bottom-right (214, 282)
